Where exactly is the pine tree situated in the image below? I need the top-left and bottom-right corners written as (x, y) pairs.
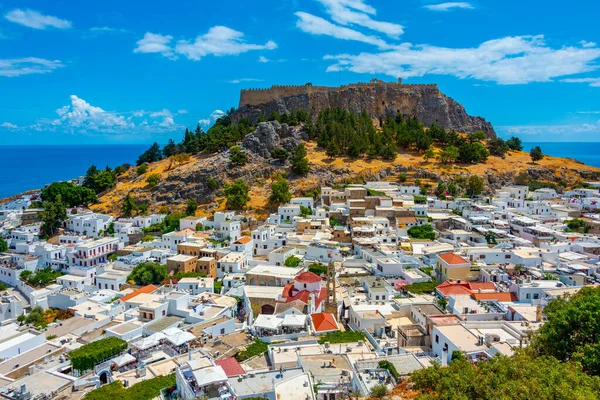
top-left (291, 144), bottom-right (309, 176)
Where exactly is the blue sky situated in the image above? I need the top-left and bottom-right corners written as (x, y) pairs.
top-left (1, 0), bottom-right (600, 144)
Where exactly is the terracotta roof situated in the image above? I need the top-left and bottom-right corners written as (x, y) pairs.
top-left (119, 284), bottom-right (157, 302)
top-left (234, 237), bottom-right (252, 244)
top-left (295, 271), bottom-right (322, 283)
top-left (215, 357), bottom-right (245, 377)
top-left (466, 282), bottom-right (496, 291)
top-left (311, 313), bottom-right (339, 333)
top-left (471, 292), bottom-right (518, 302)
top-left (436, 285), bottom-right (473, 296)
top-left (438, 252), bottom-right (469, 265)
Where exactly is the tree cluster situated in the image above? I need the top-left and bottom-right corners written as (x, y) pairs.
top-left (128, 262), bottom-right (168, 285)
top-left (40, 181), bottom-right (96, 208)
top-left (83, 165), bottom-right (118, 194)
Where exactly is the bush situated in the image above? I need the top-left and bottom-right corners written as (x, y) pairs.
top-left (317, 330), bottom-right (364, 344)
top-left (206, 177), bottom-right (219, 190)
top-left (230, 146), bottom-right (248, 165)
top-left (369, 383), bottom-right (388, 399)
top-left (378, 360), bottom-right (400, 380)
top-left (224, 179), bottom-right (250, 210)
top-left (40, 181), bottom-right (97, 208)
top-left (70, 337), bottom-right (127, 372)
top-left (186, 199), bottom-right (198, 216)
top-left (284, 256), bottom-right (302, 268)
top-left (407, 224), bottom-right (435, 240)
top-left (141, 235), bottom-right (154, 242)
top-left (128, 262), bottom-right (167, 285)
top-left (136, 164), bottom-right (148, 175)
top-left (308, 263), bottom-right (328, 275)
top-left (83, 374), bottom-right (175, 400)
top-left (530, 145), bottom-right (544, 162)
top-left (269, 179), bottom-right (292, 205)
top-left (146, 173), bottom-right (161, 190)
top-left (403, 281), bottom-right (437, 294)
top-left (235, 339), bottom-right (268, 361)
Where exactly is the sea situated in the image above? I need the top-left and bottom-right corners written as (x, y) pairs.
top-left (0, 144), bottom-right (148, 200)
top-left (1, 142), bottom-right (600, 200)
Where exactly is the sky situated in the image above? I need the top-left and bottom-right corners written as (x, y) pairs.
top-left (1, 0), bottom-right (600, 144)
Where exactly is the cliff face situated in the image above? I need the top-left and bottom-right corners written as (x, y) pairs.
top-left (233, 80), bottom-right (496, 138)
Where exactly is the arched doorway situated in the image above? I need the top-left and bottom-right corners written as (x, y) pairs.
top-left (99, 371), bottom-right (109, 385)
top-left (261, 304), bottom-right (275, 315)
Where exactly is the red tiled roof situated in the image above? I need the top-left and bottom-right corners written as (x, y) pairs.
top-left (466, 282), bottom-right (496, 291)
top-left (295, 271), bottom-right (322, 283)
top-left (215, 357), bottom-right (245, 377)
top-left (311, 313), bottom-right (339, 332)
top-left (438, 252), bottom-right (469, 265)
top-left (282, 283), bottom-right (294, 298)
top-left (314, 287), bottom-right (327, 309)
top-left (234, 237), bottom-right (252, 244)
top-left (472, 292), bottom-right (518, 302)
top-left (285, 290), bottom-right (311, 304)
top-left (119, 285), bottom-right (157, 302)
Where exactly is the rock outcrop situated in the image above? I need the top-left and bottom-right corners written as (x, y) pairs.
top-left (242, 121), bottom-right (307, 158)
top-left (233, 79), bottom-right (496, 137)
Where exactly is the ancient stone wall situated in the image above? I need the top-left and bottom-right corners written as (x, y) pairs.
top-left (239, 79), bottom-right (439, 107)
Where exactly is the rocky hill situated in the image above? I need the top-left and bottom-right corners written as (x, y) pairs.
top-left (90, 121), bottom-right (600, 217)
top-left (232, 78), bottom-right (495, 137)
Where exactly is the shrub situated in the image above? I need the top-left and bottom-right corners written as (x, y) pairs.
top-left (146, 173), bottom-right (161, 190)
top-left (308, 263), bottom-right (328, 275)
top-left (378, 360), bottom-right (400, 380)
top-left (206, 177), bottom-right (219, 190)
top-left (369, 383), bottom-right (388, 399)
top-left (136, 164), bottom-right (148, 175)
top-left (408, 224), bottom-right (435, 240)
top-left (284, 256), bottom-right (302, 268)
top-left (234, 339), bottom-right (268, 361)
top-left (317, 330), bottom-right (364, 344)
top-left (83, 374), bottom-right (175, 400)
top-left (70, 337), bottom-right (127, 372)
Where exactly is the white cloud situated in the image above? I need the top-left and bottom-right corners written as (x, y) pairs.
top-left (199, 109), bottom-right (226, 127)
top-left (226, 78), bottom-right (264, 84)
top-left (324, 35), bottom-right (600, 84)
top-left (0, 57), bottom-right (64, 77)
top-left (175, 26), bottom-right (277, 61)
top-left (561, 77), bottom-right (600, 87)
top-left (1, 122), bottom-right (17, 129)
top-left (316, 0), bottom-right (404, 37)
top-left (296, 12), bottom-right (390, 49)
top-left (576, 111), bottom-right (600, 114)
top-left (135, 27), bottom-right (277, 61)
top-left (134, 33), bottom-right (175, 59)
top-left (498, 120), bottom-right (600, 141)
top-left (424, 2), bottom-right (474, 11)
top-left (177, 109), bottom-right (188, 114)
top-left (580, 40), bottom-right (597, 48)
top-left (5, 9), bottom-right (71, 29)
top-left (259, 56), bottom-right (269, 63)
top-left (19, 96), bottom-right (182, 134)
top-left (257, 56), bottom-right (286, 63)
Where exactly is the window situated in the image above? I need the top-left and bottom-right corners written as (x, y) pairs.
top-left (526, 293), bottom-right (531, 299)
top-left (162, 310), bottom-right (166, 316)
top-left (220, 328), bottom-right (225, 334)
top-left (435, 335), bottom-right (439, 343)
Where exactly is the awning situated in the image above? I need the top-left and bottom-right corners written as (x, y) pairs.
top-left (166, 330), bottom-right (195, 346)
top-left (253, 314), bottom-right (283, 330)
top-left (282, 314), bottom-right (306, 327)
top-left (132, 332), bottom-right (166, 350)
top-left (193, 366), bottom-right (228, 386)
top-left (112, 353), bottom-right (135, 367)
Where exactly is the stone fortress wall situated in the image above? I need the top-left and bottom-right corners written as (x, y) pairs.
top-left (239, 78), bottom-right (439, 107)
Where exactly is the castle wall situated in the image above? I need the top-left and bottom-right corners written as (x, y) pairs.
top-left (239, 80), bottom-right (438, 107)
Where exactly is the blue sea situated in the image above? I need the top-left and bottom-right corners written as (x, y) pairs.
top-left (0, 144), bottom-right (148, 199)
top-left (522, 142), bottom-right (600, 168)
top-left (1, 142), bottom-right (600, 200)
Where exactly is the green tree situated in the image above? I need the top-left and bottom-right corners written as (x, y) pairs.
top-left (41, 195), bottom-right (67, 238)
top-left (141, 235), bottom-right (154, 242)
top-left (410, 352), bottom-right (600, 400)
top-left (41, 182), bottom-right (97, 208)
top-left (458, 142), bottom-right (489, 164)
top-left (487, 137), bottom-right (509, 157)
top-left (146, 173), bottom-right (161, 190)
top-left (437, 146), bottom-right (459, 164)
top-left (506, 136), bottom-right (523, 151)
top-left (0, 238), bottom-right (7, 252)
top-left (466, 175), bottom-right (485, 196)
top-left (468, 130), bottom-right (487, 142)
top-left (186, 199), bottom-right (198, 216)
top-left (530, 145), bottom-right (544, 162)
top-left (83, 165), bottom-right (117, 194)
top-left (407, 224), bottom-right (435, 240)
top-left (223, 179), bottom-right (250, 210)
top-left (137, 142), bottom-right (163, 165)
top-left (121, 193), bottom-right (137, 217)
top-left (229, 146), bottom-right (248, 165)
top-left (162, 139), bottom-right (180, 157)
top-left (128, 262), bottom-right (168, 285)
top-left (269, 179), bottom-right (292, 205)
top-left (423, 148), bottom-right (436, 162)
top-left (530, 286), bottom-right (600, 376)
top-left (291, 144), bottom-right (310, 176)
top-left (271, 148), bottom-right (289, 163)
